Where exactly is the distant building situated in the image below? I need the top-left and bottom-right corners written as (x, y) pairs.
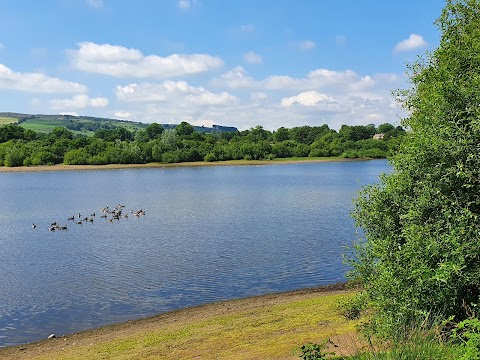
top-left (373, 133), bottom-right (385, 140)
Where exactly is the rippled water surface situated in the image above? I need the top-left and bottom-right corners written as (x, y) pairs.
top-left (0, 160), bottom-right (389, 346)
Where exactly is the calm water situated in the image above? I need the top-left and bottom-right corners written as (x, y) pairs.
top-left (0, 160), bottom-right (389, 347)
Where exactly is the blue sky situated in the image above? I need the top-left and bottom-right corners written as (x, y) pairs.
top-left (0, 0), bottom-right (445, 131)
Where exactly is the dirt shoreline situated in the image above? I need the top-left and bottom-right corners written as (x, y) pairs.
top-left (0, 157), bottom-right (366, 173)
top-left (0, 283), bottom-right (360, 359)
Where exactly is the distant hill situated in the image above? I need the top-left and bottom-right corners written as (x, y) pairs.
top-left (0, 112), bottom-right (238, 136)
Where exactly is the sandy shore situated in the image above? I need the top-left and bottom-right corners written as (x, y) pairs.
top-left (0, 157), bottom-right (364, 173)
top-left (0, 283), bottom-right (363, 359)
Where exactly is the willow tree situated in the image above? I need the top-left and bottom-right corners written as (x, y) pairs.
top-left (349, 0), bottom-right (480, 336)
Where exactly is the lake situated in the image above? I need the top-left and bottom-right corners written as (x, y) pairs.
top-left (0, 159), bottom-right (389, 347)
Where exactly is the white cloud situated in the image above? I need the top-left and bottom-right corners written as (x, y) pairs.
top-left (0, 64), bottom-right (87, 93)
top-left (244, 51), bottom-right (263, 64)
top-left (212, 66), bottom-right (257, 88)
top-left (0, 43), bottom-right (4, 50)
top-left (114, 111), bottom-right (132, 118)
top-left (281, 91), bottom-right (335, 107)
top-left (250, 92), bottom-right (268, 102)
top-left (213, 66), bottom-right (399, 102)
top-left (115, 80), bottom-right (236, 106)
top-left (68, 42), bottom-right (223, 79)
top-left (59, 112), bottom-right (79, 116)
top-left (307, 68), bottom-right (358, 86)
top-left (216, 67), bottom-right (370, 94)
top-left (394, 34), bottom-right (428, 53)
top-left (264, 75), bottom-right (301, 89)
top-left (50, 95), bottom-right (109, 109)
top-left (188, 92), bottom-right (236, 105)
top-left (299, 40), bottom-right (316, 51)
top-left (86, 0), bottom-right (104, 8)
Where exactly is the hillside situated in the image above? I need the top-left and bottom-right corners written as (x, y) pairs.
top-left (0, 112), bottom-right (238, 136)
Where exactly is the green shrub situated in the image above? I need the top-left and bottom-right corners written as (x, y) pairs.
top-left (294, 339), bottom-right (336, 360)
top-left (452, 318), bottom-right (480, 360)
top-left (348, 0), bottom-right (480, 338)
top-left (204, 153), bottom-right (217, 162)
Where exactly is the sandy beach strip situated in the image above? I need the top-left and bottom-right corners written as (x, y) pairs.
top-left (0, 157), bottom-right (365, 173)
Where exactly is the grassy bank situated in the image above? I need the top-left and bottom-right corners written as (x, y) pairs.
top-left (0, 286), bottom-right (361, 360)
top-left (0, 156), bottom-right (363, 173)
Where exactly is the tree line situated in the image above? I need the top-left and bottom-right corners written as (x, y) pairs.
top-left (0, 121), bottom-right (404, 167)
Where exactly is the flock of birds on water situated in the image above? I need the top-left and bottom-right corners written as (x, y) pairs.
top-left (31, 204), bottom-right (146, 231)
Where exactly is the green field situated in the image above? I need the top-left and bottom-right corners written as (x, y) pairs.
top-left (20, 117), bottom-right (73, 133)
top-left (0, 117), bottom-right (18, 125)
top-left (0, 112), bottom-right (149, 134)
top-left (0, 113), bottom-right (216, 137)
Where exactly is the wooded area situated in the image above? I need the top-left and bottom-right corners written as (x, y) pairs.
top-left (0, 121), bottom-right (404, 167)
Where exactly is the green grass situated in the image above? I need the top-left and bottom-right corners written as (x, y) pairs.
top-left (62, 293), bottom-right (357, 359)
top-left (0, 117), bottom-right (18, 125)
top-left (20, 118), bottom-right (72, 133)
top-left (2, 291), bottom-right (359, 360)
top-left (347, 339), bottom-right (464, 359)
top-left (18, 117), bottom-right (147, 136)
top-left (341, 313), bottom-right (468, 360)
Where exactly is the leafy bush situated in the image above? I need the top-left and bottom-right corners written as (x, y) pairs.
top-left (4, 146), bottom-right (26, 167)
top-left (294, 340), bottom-right (336, 360)
top-left (204, 153), bottom-right (217, 162)
top-left (452, 318), bottom-right (480, 360)
top-left (347, 0), bottom-right (480, 338)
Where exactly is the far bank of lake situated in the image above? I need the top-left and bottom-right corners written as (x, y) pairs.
top-left (0, 156), bottom-right (364, 172)
top-left (0, 159), bottom-right (389, 347)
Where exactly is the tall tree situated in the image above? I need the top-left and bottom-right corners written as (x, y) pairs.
top-left (175, 121), bottom-right (194, 136)
top-left (349, 0), bottom-right (480, 337)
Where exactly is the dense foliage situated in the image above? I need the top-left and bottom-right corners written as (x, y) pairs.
top-left (0, 121), bottom-right (404, 167)
top-left (348, 0), bottom-right (480, 339)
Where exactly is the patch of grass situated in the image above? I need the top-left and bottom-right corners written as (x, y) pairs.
top-left (19, 118), bottom-right (93, 136)
top-left (348, 338), bottom-right (464, 359)
top-left (0, 117), bottom-right (18, 125)
top-left (17, 117), bottom-right (146, 136)
top-left (342, 313), bottom-right (468, 360)
top-left (27, 291), bottom-right (358, 360)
